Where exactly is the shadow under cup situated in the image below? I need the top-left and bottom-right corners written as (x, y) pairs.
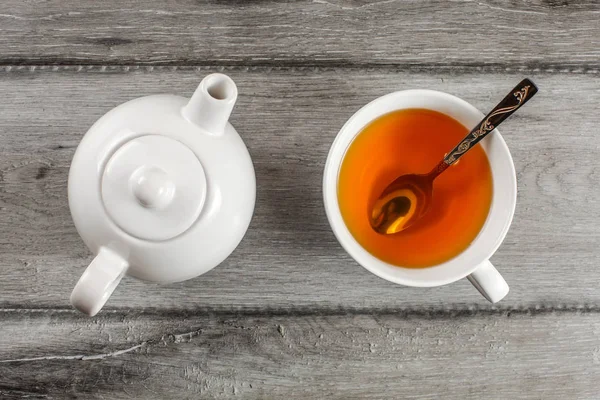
top-left (323, 89), bottom-right (517, 288)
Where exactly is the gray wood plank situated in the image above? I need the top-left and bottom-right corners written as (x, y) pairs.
top-left (1, 309), bottom-right (599, 399)
top-left (0, 66), bottom-right (599, 311)
top-left (1, 1), bottom-right (599, 67)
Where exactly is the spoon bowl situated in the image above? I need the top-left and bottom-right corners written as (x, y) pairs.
top-left (370, 173), bottom-right (432, 234)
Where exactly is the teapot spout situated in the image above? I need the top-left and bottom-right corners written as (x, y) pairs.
top-left (182, 73), bottom-right (238, 136)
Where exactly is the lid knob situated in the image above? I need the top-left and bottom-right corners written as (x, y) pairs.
top-left (131, 167), bottom-right (175, 209)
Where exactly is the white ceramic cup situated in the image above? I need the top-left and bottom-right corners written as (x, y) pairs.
top-left (323, 89), bottom-right (515, 303)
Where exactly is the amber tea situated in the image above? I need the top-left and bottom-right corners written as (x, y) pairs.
top-left (337, 109), bottom-right (493, 268)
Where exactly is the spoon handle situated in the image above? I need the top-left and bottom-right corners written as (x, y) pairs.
top-left (441, 78), bottom-right (538, 168)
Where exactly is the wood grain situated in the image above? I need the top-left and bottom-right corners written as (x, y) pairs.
top-left (1, 66), bottom-right (599, 311)
top-left (1, 309), bottom-right (599, 399)
top-left (1, 1), bottom-right (599, 67)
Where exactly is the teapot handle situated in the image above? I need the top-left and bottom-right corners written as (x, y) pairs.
top-left (70, 247), bottom-right (128, 316)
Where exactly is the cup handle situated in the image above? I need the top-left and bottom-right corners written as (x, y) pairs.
top-left (467, 260), bottom-right (509, 303)
top-left (70, 247), bottom-right (128, 316)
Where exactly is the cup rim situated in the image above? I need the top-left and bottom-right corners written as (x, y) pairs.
top-left (323, 89), bottom-right (517, 287)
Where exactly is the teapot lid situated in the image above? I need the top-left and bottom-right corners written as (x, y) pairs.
top-left (101, 135), bottom-right (206, 241)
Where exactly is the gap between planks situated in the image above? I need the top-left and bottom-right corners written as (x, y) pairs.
top-left (0, 64), bottom-right (599, 75)
top-left (1, 304), bottom-right (600, 318)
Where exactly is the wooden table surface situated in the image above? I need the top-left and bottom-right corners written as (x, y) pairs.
top-left (1, 1), bottom-right (599, 398)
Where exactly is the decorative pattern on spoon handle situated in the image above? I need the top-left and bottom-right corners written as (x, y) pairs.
top-left (443, 78), bottom-right (538, 166)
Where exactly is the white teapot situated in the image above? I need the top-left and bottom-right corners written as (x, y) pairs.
top-left (69, 73), bottom-right (256, 316)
